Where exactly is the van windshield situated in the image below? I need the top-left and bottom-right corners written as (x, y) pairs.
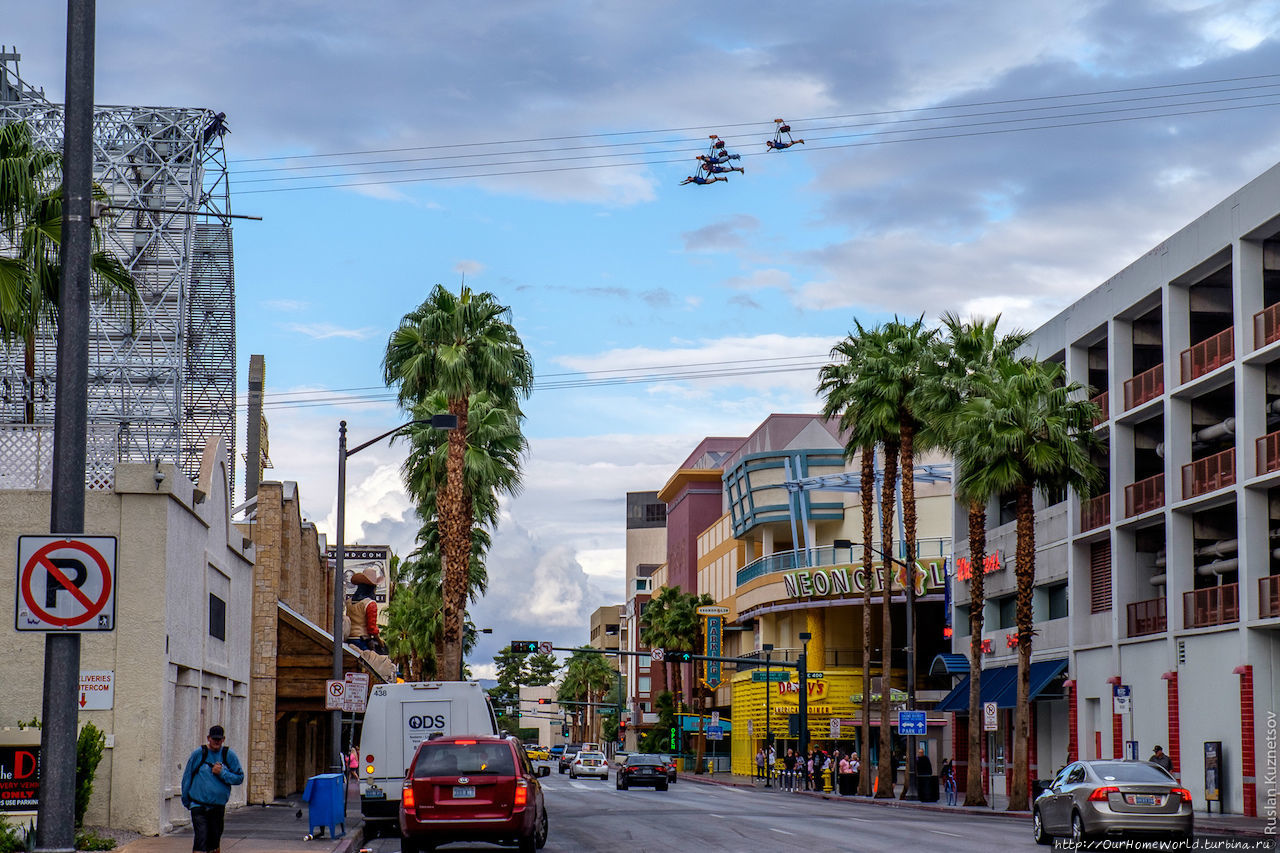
top-left (413, 743), bottom-right (516, 777)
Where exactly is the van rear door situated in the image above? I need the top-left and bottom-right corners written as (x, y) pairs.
top-left (401, 700), bottom-right (451, 771)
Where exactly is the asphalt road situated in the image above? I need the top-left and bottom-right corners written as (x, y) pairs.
top-left (364, 763), bottom-right (1044, 852)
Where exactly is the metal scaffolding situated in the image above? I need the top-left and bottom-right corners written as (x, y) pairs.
top-left (0, 50), bottom-right (235, 493)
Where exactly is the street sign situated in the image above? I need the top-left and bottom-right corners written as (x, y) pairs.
top-left (15, 536), bottom-right (117, 631)
top-left (829, 718), bottom-right (840, 738)
top-left (696, 605), bottom-right (730, 616)
top-left (324, 679), bottom-right (346, 711)
top-left (806, 671), bottom-right (824, 679)
top-left (751, 671), bottom-right (788, 682)
top-left (344, 672), bottom-right (370, 713)
top-left (747, 720), bottom-right (753, 736)
top-left (703, 616), bottom-right (723, 689)
top-left (538, 641), bottom-right (553, 655)
top-left (78, 671), bottom-right (113, 711)
top-left (897, 710), bottom-right (927, 736)
top-left (706, 725), bottom-right (724, 741)
top-left (1113, 685), bottom-right (1132, 714)
top-left (983, 701), bottom-right (998, 731)
top-left (710, 711), bottom-right (720, 726)
top-left (650, 647), bottom-right (664, 662)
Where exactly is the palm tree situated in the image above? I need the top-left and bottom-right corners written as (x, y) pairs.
top-left (952, 358), bottom-right (1101, 810)
top-left (639, 586), bottom-right (694, 702)
top-left (383, 286), bottom-right (533, 680)
top-left (0, 120), bottom-right (139, 422)
top-left (918, 312), bottom-right (1028, 806)
top-left (559, 648), bottom-right (616, 741)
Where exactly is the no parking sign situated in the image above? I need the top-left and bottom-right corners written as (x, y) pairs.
top-left (15, 536), bottom-right (117, 631)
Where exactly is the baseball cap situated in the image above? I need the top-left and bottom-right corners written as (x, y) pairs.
top-left (208, 725), bottom-right (225, 739)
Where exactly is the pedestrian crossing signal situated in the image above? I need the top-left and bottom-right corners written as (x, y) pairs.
top-left (510, 640), bottom-right (538, 654)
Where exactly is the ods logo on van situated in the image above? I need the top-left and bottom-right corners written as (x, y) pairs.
top-left (409, 714), bottom-right (447, 730)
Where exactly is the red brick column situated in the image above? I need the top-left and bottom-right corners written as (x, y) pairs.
top-left (1112, 707), bottom-right (1124, 759)
top-left (1161, 671), bottom-right (1180, 777)
top-left (1065, 680), bottom-right (1078, 763)
top-left (1234, 665), bottom-right (1257, 817)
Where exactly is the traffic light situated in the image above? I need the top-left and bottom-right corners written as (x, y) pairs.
top-left (561, 726), bottom-right (570, 737)
top-left (673, 651), bottom-right (693, 663)
top-left (510, 640), bottom-right (538, 654)
top-left (495, 709), bottom-right (505, 718)
top-left (537, 698), bottom-right (550, 705)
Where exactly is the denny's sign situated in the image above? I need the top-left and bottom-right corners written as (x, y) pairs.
top-left (780, 559), bottom-right (947, 601)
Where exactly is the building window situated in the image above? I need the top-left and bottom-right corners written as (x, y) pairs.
top-left (638, 655), bottom-right (651, 667)
top-left (645, 503), bottom-right (666, 524)
top-left (635, 579), bottom-right (649, 591)
top-left (1089, 541), bottom-right (1112, 613)
top-left (639, 676), bottom-right (651, 693)
top-left (997, 595), bottom-right (1016, 629)
top-left (955, 604), bottom-right (970, 636)
top-left (209, 593), bottom-right (226, 641)
top-left (1046, 582), bottom-right (1069, 620)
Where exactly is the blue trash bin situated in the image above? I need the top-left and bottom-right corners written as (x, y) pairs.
top-left (302, 773), bottom-right (346, 839)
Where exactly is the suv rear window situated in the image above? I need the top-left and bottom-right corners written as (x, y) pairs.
top-left (413, 742), bottom-right (516, 776)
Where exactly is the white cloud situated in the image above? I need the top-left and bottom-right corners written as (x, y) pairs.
top-left (455, 259), bottom-right (486, 276)
top-left (284, 322), bottom-right (379, 341)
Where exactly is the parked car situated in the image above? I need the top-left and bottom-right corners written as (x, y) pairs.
top-left (1033, 760), bottom-right (1193, 844)
top-left (399, 734), bottom-right (550, 853)
top-left (569, 751), bottom-right (609, 780)
top-left (557, 744), bottom-right (582, 774)
top-left (548, 744), bottom-right (566, 761)
top-left (658, 753), bottom-right (678, 782)
top-left (616, 753), bottom-right (669, 791)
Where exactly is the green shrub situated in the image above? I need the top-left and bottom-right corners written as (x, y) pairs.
top-left (0, 815), bottom-right (33, 853)
top-left (75, 723), bottom-right (107, 828)
top-left (73, 830), bottom-right (115, 851)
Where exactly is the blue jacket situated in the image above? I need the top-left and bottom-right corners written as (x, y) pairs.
top-left (181, 745), bottom-right (244, 808)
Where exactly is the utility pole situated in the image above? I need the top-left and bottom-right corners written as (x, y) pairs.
top-left (763, 644), bottom-right (773, 788)
top-left (36, 3), bottom-right (95, 850)
top-left (798, 632), bottom-right (811, 757)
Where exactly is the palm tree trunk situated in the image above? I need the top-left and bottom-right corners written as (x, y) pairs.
top-left (1009, 484), bottom-right (1036, 811)
top-left (899, 424), bottom-right (918, 758)
top-left (876, 441), bottom-right (899, 799)
top-left (439, 396), bottom-right (470, 680)
top-left (964, 500), bottom-right (988, 806)
top-left (859, 446), bottom-right (875, 796)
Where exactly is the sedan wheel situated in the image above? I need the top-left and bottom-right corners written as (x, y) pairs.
top-left (1033, 809), bottom-right (1051, 845)
top-left (1071, 812), bottom-right (1088, 844)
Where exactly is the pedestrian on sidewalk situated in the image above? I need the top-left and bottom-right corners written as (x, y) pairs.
top-left (783, 748), bottom-right (797, 790)
top-left (838, 754), bottom-right (854, 795)
top-left (941, 758), bottom-right (957, 806)
top-left (755, 747), bottom-right (765, 780)
top-left (181, 725), bottom-right (245, 853)
top-left (850, 752), bottom-right (861, 796)
top-left (347, 746), bottom-right (360, 785)
top-left (767, 743), bottom-right (776, 782)
top-left (1149, 745), bottom-right (1173, 772)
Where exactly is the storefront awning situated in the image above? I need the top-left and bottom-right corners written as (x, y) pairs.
top-left (929, 653), bottom-right (970, 676)
top-left (935, 658), bottom-right (1068, 713)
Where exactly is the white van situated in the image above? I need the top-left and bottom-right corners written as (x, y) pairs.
top-left (358, 681), bottom-right (499, 828)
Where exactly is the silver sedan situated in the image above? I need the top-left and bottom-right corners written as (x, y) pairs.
top-left (1034, 760), bottom-right (1194, 844)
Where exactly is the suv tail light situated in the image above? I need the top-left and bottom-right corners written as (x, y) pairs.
top-left (514, 779), bottom-right (528, 811)
top-left (402, 784), bottom-right (416, 810)
top-left (1088, 786), bottom-right (1119, 801)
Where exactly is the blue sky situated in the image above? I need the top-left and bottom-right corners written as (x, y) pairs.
top-left (16, 0), bottom-right (1280, 675)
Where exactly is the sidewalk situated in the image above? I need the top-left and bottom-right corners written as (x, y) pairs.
top-left (677, 770), bottom-right (1275, 839)
top-left (117, 780), bottom-right (364, 853)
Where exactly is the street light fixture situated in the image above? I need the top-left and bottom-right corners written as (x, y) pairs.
top-left (332, 414), bottom-right (457, 770)
top-left (461, 627), bottom-right (494, 680)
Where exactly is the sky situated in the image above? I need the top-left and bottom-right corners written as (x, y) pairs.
top-left (14, 0), bottom-right (1280, 677)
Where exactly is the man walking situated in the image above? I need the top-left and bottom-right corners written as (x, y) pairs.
top-left (1149, 745), bottom-right (1173, 773)
top-left (181, 725), bottom-right (245, 853)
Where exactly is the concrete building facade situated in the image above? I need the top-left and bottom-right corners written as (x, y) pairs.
top-left (949, 159), bottom-right (1280, 817)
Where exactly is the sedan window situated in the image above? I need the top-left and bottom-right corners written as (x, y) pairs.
top-left (1090, 762), bottom-right (1174, 782)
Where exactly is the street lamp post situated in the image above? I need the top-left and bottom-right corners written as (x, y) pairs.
top-left (461, 627), bottom-right (493, 680)
top-left (332, 415), bottom-right (455, 770)
top-left (763, 643), bottom-right (774, 788)
top-left (798, 632), bottom-right (811, 758)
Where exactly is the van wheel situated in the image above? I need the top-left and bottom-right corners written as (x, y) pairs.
top-left (535, 808), bottom-right (549, 849)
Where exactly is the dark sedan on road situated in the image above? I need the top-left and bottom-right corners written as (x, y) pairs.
top-left (616, 753), bottom-right (669, 791)
top-left (1033, 760), bottom-right (1193, 844)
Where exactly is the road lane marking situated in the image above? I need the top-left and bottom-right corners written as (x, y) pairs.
top-left (769, 828), bottom-right (796, 836)
top-left (928, 830), bottom-right (964, 837)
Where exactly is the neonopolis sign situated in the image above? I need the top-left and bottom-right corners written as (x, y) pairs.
top-left (780, 560), bottom-right (949, 600)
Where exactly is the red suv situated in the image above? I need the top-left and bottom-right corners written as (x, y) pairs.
top-left (399, 735), bottom-right (550, 853)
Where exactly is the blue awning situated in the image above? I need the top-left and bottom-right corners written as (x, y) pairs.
top-left (935, 659), bottom-right (1068, 713)
top-left (929, 653), bottom-right (971, 677)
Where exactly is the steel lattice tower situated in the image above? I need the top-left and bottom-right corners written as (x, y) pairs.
top-left (0, 50), bottom-right (235, 494)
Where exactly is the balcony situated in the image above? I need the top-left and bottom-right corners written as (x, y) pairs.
top-left (1124, 473), bottom-right (1165, 517)
top-left (734, 537), bottom-right (951, 586)
top-left (1181, 447), bottom-right (1236, 499)
top-left (1180, 327), bottom-right (1234, 384)
top-left (1255, 303), bottom-right (1280, 349)
top-left (1124, 364), bottom-right (1164, 410)
top-left (1090, 391), bottom-right (1109, 426)
top-left (1127, 597), bottom-right (1167, 637)
top-left (1080, 493), bottom-right (1110, 532)
top-left (1183, 583), bottom-right (1239, 628)
top-left (1261, 575), bottom-right (1280, 619)
top-left (1258, 431), bottom-right (1280, 476)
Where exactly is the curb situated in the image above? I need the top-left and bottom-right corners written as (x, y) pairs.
top-left (674, 774), bottom-right (1271, 838)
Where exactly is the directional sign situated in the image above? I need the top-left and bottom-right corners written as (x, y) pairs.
top-left (325, 679), bottom-right (346, 711)
top-left (16, 536), bottom-right (117, 631)
top-left (703, 616), bottom-right (723, 689)
top-left (751, 671), bottom-right (788, 682)
top-left (649, 647), bottom-right (664, 662)
top-left (897, 710), bottom-right (927, 736)
top-left (79, 671), bottom-right (114, 711)
top-left (538, 641), bottom-right (553, 655)
top-left (983, 701), bottom-right (998, 732)
top-left (706, 725), bottom-right (724, 741)
top-left (696, 605), bottom-right (729, 616)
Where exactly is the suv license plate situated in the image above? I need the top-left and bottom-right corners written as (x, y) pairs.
top-left (1127, 795), bottom-right (1157, 806)
top-left (453, 786), bottom-right (476, 799)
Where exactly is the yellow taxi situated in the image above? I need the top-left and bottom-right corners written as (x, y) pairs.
top-left (525, 745), bottom-right (551, 761)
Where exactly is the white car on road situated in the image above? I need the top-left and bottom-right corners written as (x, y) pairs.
top-left (570, 751), bottom-right (610, 780)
